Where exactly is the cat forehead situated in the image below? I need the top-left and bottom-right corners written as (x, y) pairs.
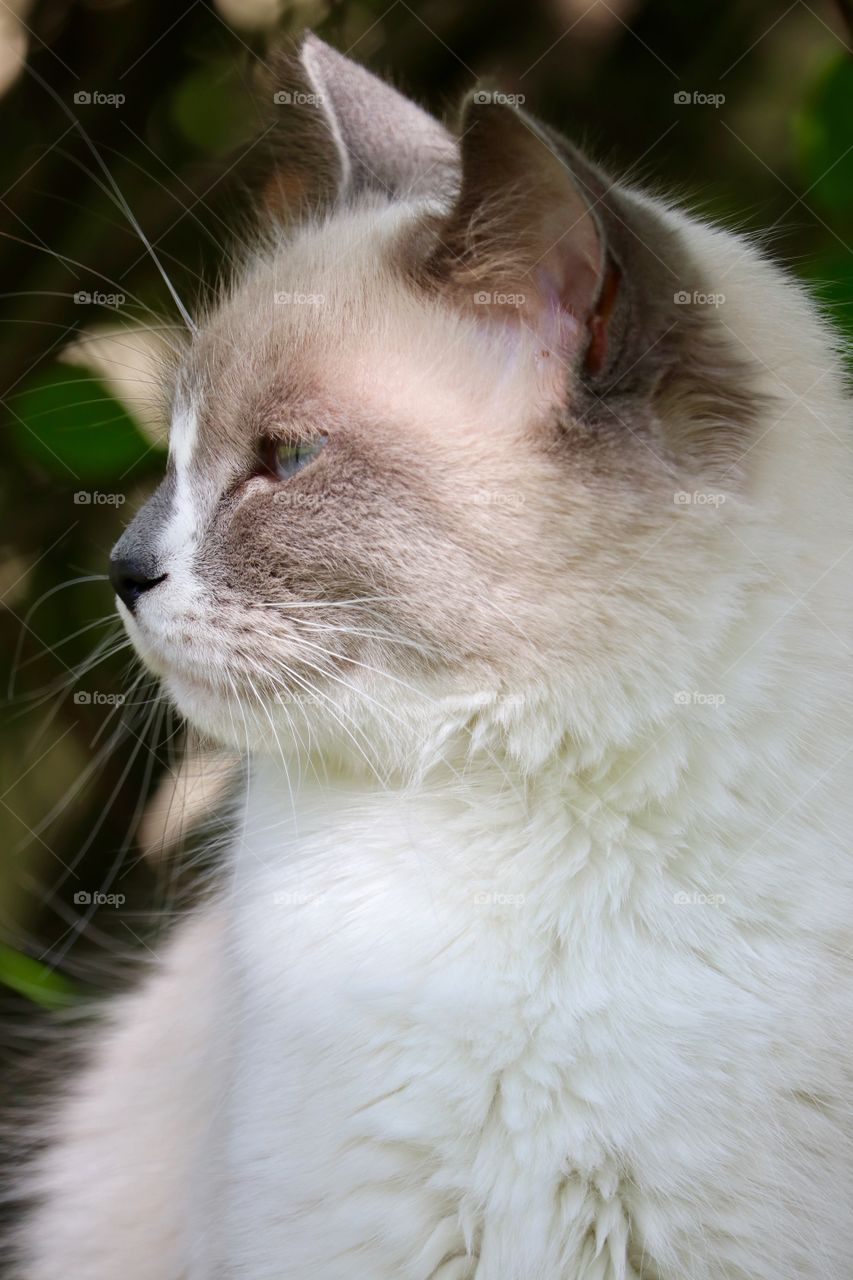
top-left (171, 328), bottom-right (546, 470)
top-left (174, 205), bottom-right (420, 416)
top-left (172, 210), bottom-right (552, 458)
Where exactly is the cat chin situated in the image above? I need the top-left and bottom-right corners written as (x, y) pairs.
top-left (115, 614), bottom-right (240, 745)
top-left (117, 605), bottom-right (240, 736)
top-left (160, 674), bottom-right (242, 748)
top-left (163, 672), bottom-right (321, 755)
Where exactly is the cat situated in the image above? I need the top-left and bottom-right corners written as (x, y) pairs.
top-left (12, 31), bottom-right (853, 1280)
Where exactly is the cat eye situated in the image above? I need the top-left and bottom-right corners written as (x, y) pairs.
top-left (260, 435), bottom-right (327, 480)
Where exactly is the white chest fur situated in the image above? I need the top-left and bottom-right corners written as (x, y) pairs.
top-left (196, 756), bottom-right (853, 1280)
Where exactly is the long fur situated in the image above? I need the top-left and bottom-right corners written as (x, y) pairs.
top-left (11, 35), bottom-right (853, 1280)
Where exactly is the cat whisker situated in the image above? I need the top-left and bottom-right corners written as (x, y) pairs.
top-left (274, 616), bottom-right (440, 659)
top-left (6, 636), bottom-right (133, 719)
top-left (11, 666), bottom-right (151, 858)
top-left (15, 615), bottom-right (118, 675)
top-left (283, 633), bottom-right (441, 710)
top-left (245, 670), bottom-right (300, 824)
top-left (0, 230), bottom-right (189, 346)
top-left (7, 573), bottom-right (112, 697)
top-left (23, 60), bottom-right (197, 335)
top-left (41, 687), bottom-right (173, 969)
top-left (261, 660), bottom-right (392, 792)
top-left (255, 595), bottom-right (414, 611)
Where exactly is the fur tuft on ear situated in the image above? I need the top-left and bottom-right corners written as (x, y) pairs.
top-left (255, 34), bottom-right (458, 219)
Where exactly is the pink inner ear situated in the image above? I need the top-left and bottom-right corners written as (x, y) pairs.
top-left (547, 195), bottom-right (604, 319)
top-left (530, 201), bottom-right (621, 372)
top-left (533, 264), bottom-right (584, 355)
top-left (525, 187), bottom-right (609, 363)
top-left (435, 99), bottom-right (617, 371)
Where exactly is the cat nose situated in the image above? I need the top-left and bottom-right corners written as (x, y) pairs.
top-left (109, 557), bottom-right (167, 614)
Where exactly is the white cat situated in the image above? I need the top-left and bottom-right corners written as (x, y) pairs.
top-left (14, 33), bottom-right (853, 1280)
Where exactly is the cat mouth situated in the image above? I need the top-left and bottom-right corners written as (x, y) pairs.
top-left (132, 629), bottom-right (323, 711)
top-left (119, 610), bottom-right (230, 698)
top-left (119, 601), bottom-right (350, 730)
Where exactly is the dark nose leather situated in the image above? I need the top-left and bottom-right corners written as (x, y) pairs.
top-left (109, 557), bottom-right (167, 613)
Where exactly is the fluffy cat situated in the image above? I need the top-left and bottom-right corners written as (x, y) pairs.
top-left (13, 33), bottom-right (853, 1280)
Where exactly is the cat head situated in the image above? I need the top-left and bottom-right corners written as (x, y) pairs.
top-left (111, 35), bottom-right (806, 776)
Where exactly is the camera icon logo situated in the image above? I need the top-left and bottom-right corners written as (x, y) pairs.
top-left (73, 691), bottom-right (92, 705)
top-left (673, 91), bottom-right (691, 105)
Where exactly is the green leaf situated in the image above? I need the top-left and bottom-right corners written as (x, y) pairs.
top-left (172, 62), bottom-right (251, 156)
top-left (9, 364), bottom-right (152, 482)
top-left (0, 943), bottom-right (81, 1009)
top-left (794, 55), bottom-right (853, 215)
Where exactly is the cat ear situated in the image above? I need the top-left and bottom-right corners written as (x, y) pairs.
top-left (425, 95), bottom-right (619, 375)
top-left (258, 35), bottom-right (458, 216)
top-left (300, 35), bottom-right (458, 200)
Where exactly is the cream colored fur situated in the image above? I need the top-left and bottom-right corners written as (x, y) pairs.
top-left (12, 38), bottom-right (853, 1280)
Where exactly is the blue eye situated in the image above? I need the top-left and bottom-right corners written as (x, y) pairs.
top-left (264, 435), bottom-right (327, 479)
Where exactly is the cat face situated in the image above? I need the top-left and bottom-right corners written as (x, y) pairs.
top-left (112, 36), bottom-right (767, 771)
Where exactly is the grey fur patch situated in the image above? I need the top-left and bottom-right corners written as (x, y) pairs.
top-left (111, 472), bottom-right (176, 573)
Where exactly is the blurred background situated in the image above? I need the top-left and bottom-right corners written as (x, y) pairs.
top-left (0, 0), bottom-right (850, 1049)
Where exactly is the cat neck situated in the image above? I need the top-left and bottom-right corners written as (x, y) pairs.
top-left (237, 709), bottom-right (702, 899)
